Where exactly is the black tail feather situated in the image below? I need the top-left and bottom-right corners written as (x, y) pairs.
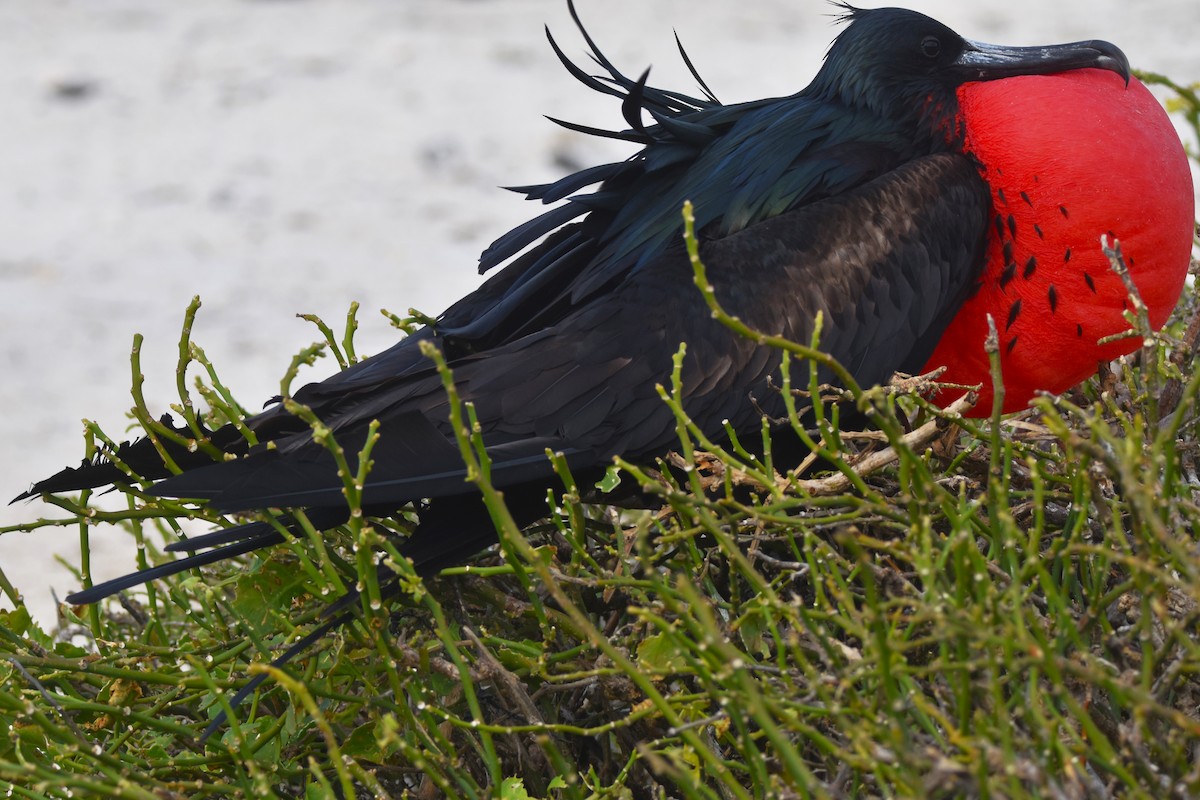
top-left (13, 417), bottom-right (217, 502)
top-left (10, 412), bottom-right (270, 503)
top-left (162, 519), bottom-right (285, 554)
top-left (66, 532), bottom-right (288, 605)
top-left (163, 508), bottom-right (351, 553)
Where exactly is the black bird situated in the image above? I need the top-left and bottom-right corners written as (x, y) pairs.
top-left (19, 2), bottom-right (1135, 723)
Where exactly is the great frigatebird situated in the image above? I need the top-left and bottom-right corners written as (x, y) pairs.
top-left (15, 2), bottom-right (1194, 726)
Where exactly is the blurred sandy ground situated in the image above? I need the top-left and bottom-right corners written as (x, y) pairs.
top-left (1, 0), bottom-right (1197, 626)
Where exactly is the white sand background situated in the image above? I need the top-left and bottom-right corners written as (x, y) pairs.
top-left (2, 0), bottom-right (1197, 627)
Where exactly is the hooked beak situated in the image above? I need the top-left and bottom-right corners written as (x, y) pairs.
top-left (955, 38), bottom-right (1131, 86)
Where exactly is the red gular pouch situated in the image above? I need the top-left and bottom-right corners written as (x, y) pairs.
top-left (925, 69), bottom-right (1194, 414)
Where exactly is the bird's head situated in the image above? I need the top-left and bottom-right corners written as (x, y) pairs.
top-left (809, 6), bottom-right (1130, 141)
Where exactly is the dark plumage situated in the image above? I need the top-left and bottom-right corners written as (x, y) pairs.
top-left (16, 3), bottom-right (1131, 734)
top-left (20, 0), bottom-right (1132, 595)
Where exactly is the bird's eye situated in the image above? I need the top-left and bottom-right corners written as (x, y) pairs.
top-left (921, 35), bottom-right (942, 59)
